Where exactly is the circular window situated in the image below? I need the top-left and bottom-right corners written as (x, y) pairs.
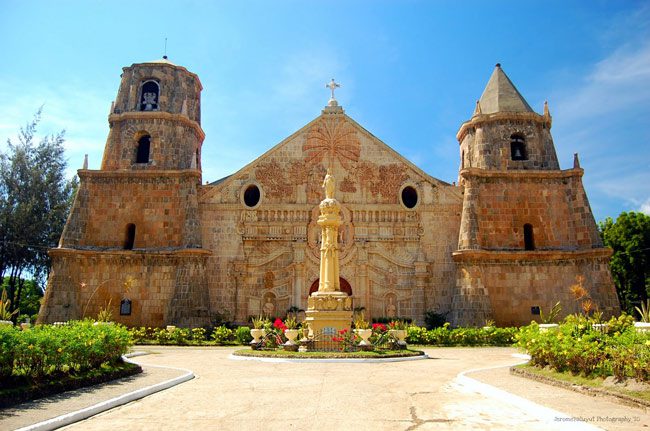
top-left (243, 184), bottom-right (261, 208)
top-left (401, 185), bottom-right (418, 209)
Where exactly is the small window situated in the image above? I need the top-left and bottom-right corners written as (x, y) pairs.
top-left (124, 224), bottom-right (136, 250)
top-left (140, 80), bottom-right (159, 111)
top-left (243, 184), bottom-right (261, 207)
top-left (401, 186), bottom-right (418, 209)
top-left (524, 224), bottom-right (535, 250)
top-left (136, 135), bottom-right (150, 163)
top-left (511, 134), bottom-right (527, 161)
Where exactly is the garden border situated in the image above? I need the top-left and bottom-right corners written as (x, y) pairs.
top-left (14, 353), bottom-right (194, 431)
top-left (510, 366), bottom-right (650, 410)
top-left (229, 352), bottom-right (429, 363)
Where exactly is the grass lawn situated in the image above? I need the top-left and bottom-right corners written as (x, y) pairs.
top-left (233, 348), bottom-right (425, 359)
top-left (513, 364), bottom-right (650, 405)
top-left (0, 360), bottom-right (142, 409)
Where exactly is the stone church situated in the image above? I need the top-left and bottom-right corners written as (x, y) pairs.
top-left (38, 58), bottom-right (620, 327)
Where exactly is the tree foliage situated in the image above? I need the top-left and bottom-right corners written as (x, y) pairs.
top-left (0, 109), bottom-right (76, 319)
top-left (599, 211), bottom-right (650, 315)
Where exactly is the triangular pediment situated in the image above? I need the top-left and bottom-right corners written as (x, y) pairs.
top-left (201, 108), bottom-right (453, 206)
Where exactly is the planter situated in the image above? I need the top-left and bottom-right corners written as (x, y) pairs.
top-left (166, 325), bottom-right (176, 332)
top-left (0, 320), bottom-right (13, 327)
top-left (284, 329), bottom-right (299, 345)
top-left (354, 329), bottom-right (373, 347)
top-left (538, 324), bottom-right (559, 332)
top-left (20, 322), bottom-right (31, 331)
top-left (93, 321), bottom-right (114, 326)
top-left (250, 328), bottom-right (266, 345)
top-left (389, 329), bottom-right (407, 348)
top-left (634, 322), bottom-right (650, 333)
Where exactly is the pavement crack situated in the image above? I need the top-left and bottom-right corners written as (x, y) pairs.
top-left (405, 406), bottom-right (453, 430)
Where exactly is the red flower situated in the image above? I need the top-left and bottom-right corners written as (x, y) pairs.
top-left (372, 323), bottom-right (387, 332)
top-left (338, 328), bottom-right (348, 335)
top-left (273, 318), bottom-right (287, 331)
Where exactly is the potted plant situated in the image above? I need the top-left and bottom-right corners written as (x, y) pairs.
top-left (538, 301), bottom-right (561, 332)
top-left (250, 315), bottom-right (266, 346)
top-left (353, 312), bottom-right (373, 349)
top-left (388, 320), bottom-right (408, 348)
top-left (0, 289), bottom-right (17, 326)
top-left (283, 316), bottom-right (299, 350)
top-left (634, 300), bottom-right (650, 332)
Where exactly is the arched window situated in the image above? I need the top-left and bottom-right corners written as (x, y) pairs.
top-left (524, 224), bottom-right (535, 250)
top-left (136, 135), bottom-right (150, 163)
top-left (140, 80), bottom-right (159, 111)
top-left (511, 134), bottom-right (527, 161)
top-left (124, 224), bottom-right (136, 250)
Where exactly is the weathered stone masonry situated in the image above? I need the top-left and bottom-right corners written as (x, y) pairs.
top-left (38, 60), bottom-right (620, 327)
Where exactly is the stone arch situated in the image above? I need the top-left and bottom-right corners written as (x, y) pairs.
top-left (309, 277), bottom-right (352, 296)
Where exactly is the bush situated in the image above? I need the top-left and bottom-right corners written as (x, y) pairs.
top-left (211, 325), bottom-right (234, 344)
top-left (235, 326), bottom-right (252, 344)
top-left (405, 323), bottom-right (517, 346)
top-left (424, 311), bottom-right (447, 329)
top-left (2, 320), bottom-right (132, 382)
top-left (517, 314), bottom-right (650, 382)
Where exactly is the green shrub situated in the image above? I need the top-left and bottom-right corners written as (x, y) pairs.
top-left (517, 315), bottom-right (650, 382)
top-left (404, 324), bottom-right (517, 346)
top-left (424, 311), bottom-right (447, 329)
top-left (211, 325), bottom-right (234, 344)
top-left (0, 325), bottom-right (18, 379)
top-left (235, 326), bottom-right (252, 344)
top-left (3, 320), bottom-right (132, 381)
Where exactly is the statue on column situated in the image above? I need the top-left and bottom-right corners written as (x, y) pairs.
top-left (322, 167), bottom-right (335, 200)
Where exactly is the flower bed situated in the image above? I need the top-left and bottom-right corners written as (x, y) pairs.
top-left (0, 320), bottom-right (137, 407)
top-left (1, 320), bottom-right (132, 382)
top-left (517, 314), bottom-right (650, 383)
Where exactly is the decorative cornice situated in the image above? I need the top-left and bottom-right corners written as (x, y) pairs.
top-left (108, 111), bottom-right (205, 140)
top-left (78, 169), bottom-right (202, 181)
top-left (457, 111), bottom-right (551, 142)
top-left (459, 167), bottom-right (583, 181)
top-left (49, 247), bottom-right (211, 259)
top-left (452, 247), bottom-right (612, 263)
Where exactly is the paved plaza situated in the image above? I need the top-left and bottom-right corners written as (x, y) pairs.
top-left (1, 346), bottom-right (648, 431)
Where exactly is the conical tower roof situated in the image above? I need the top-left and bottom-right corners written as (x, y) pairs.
top-left (477, 64), bottom-right (533, 114)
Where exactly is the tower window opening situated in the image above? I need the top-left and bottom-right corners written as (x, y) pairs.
top-left (511, 134), bottom-right (527, 161)
top-left (401, 186), bottom-right (418, 209)
top-left (124, 224), bottom-right (136, 250)
top-left (524, 223), bottom-right (535, 250)
top-left (140, 80), bottom-right (159, 111)
top-left (136, 135), bottom-right (151, 163)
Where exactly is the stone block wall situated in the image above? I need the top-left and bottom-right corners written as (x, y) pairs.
top-left (60, 170), bottom-right (202, 249)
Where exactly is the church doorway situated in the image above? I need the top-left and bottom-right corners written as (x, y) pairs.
top-left (309, 278), bottom-right (352, 296)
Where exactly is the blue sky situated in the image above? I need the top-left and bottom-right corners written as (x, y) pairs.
top-left (1, 0), bottom-right (649, 222)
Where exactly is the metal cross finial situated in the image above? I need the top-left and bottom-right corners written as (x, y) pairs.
top-left (326, 78), bottom-right (340, 101)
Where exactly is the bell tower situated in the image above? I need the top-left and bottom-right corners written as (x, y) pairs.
top-left (40, 58), bottom-right (211, 328)
top-left (101, 57), bottom-right (203, 172)
top-left (451, 64), bottom-right (619, 327)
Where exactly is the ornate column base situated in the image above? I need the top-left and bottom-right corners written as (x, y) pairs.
top-left (304, 292), bottom-right (352, 350)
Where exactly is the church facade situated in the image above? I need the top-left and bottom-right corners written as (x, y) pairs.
top-left (38, 59), bottom-right (620, 327)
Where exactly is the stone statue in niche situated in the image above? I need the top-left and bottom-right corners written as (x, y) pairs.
top-left (142, 92), bottom-right (158, 111)
top-left (262, 293), bottom-right (276, 317)
top-left (385, 294), bottom-right (397, 318)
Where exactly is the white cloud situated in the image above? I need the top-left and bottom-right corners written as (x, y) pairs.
top-left (639, 198), bottom-right (650, 215)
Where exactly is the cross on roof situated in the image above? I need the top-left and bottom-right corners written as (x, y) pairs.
top-left (326, 78), bottom-right (340, 102)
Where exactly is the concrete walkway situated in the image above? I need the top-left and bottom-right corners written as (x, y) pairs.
top-left (1, 346), bottom-right (648, 431)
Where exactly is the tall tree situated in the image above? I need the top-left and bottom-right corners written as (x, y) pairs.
top-left (0, 109), bottom-right (76, 318)
top-left (599, 211), bottom-right (650, 315)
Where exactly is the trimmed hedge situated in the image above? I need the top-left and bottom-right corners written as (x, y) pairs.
top-left (0, 320), bottom-right (132, 382)
top-left (406, 323), bottom-right (518, 346)
top-left (517, 314), bottom-right (650, 383)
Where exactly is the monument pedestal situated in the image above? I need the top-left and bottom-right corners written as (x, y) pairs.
top-left (304, 292), bottom-right (352, 349)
